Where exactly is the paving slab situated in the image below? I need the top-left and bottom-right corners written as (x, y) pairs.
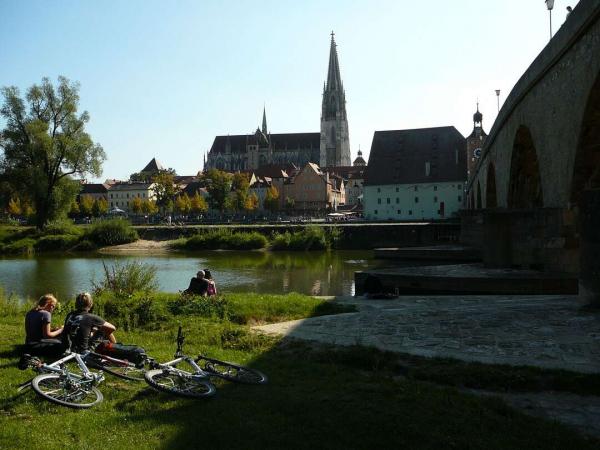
top-left (254, 295), bottom-right (600, 373)
top-left (354, 264), bottom-right (578, 295)
top-left (374, 245), bottom-right (481, 262)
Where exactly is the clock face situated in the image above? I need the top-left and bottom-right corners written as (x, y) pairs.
top-left (473, 147), bottom-right (482, 158)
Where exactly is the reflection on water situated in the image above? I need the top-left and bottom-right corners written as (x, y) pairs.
top-left (0, 250), bottom-right (388, 302)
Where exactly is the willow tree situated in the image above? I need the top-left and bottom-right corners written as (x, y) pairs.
top-left (0, 77), bottom-right (105, 228)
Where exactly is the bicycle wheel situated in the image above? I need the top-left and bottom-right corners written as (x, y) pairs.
top-left (197, 356), bottom-right (268, 385)
top-left (144, 369), bottom-right (216, 399)
top-left (86, 355), bottom-right (146, 382)
top-left (31, 373), bottom-right (103, 409)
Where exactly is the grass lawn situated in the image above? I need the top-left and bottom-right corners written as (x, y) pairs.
top-left (1, 293), bottom-right (598, 450)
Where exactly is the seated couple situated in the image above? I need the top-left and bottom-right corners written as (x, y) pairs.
top-left (21, 292), bottom-right (116, 363)
top-left (183, 269), bottom-right (217, 297)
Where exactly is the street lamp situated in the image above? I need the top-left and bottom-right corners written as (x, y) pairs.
top-left (546, 0), bottom-right (555, 40)
top-left (495, 89), bottom-right (501, 113)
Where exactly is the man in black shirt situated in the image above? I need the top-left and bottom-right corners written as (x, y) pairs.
top-left (63, 293), bottom-right (117, 353)
top-left (183, 270), bottom-right (210, 296)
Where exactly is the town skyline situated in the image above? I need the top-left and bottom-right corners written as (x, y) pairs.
top-left (0, 0), bottom-right (578, 181)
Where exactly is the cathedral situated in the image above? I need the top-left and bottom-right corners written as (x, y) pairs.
top-left (204, 33), bottom-right (351, 171)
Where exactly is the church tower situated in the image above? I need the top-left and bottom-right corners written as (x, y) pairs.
top-left (320, 32), bottom-right (351, 167)
top-left (466, 103), bottom-right (487, 179)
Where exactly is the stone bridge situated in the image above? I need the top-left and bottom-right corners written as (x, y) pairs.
top-left (464, 0), bottom-right (600, 303)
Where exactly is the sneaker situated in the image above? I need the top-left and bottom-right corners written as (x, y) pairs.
top-left (17, 354), bottom-right (32, 370)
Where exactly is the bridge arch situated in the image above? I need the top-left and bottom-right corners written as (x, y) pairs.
top-left (571, 71), bottom-right (600, 205)
top-left (486, 163), bottom-right (498, 208)
top-left (507, 126), bottom-right (543, 208)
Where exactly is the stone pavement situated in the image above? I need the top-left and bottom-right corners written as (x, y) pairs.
top-left (254, 294), bottom-right (600, 373)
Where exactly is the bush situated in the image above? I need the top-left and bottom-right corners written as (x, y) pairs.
top-left (92, 260), bottom-right (158, 297)
top-left (72, 239), bottom-right (97, 252)
top-left (177, 229), bottom-right (267, 250)
top-left (34, 234), bottom-right (79, 251)
top-left (84, 219), bottom-right (138, 246)
top-left (43, 218), bottom-right (83, 237)
top-left (4, 237), bottom-right (36, 254)
top-left (93, 293), bottom-right (166, 331)
top-left (167, 294), bottom-right (230, 319)
top-left (271, 226), bottom-right (329, 251)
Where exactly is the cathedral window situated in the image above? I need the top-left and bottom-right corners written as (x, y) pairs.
top-left (434, 186), bottom-right (438, 191)
top-left (377, 198), bottom-right (381, 204)
top-left (415, 197), bottom-right (419, 203)
top-left (387, 198), bottom-right (390, 204)
top-left (396, 198), bottom-right (399, 204)
top-left (458, 196), bottom-right (462, 202)
top-left (434, 196), bottom-right (438, 203)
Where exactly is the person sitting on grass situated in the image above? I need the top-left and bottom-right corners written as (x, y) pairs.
top-left (204, 269), bottom-right (218, 296)
top-left (183, 270), bottom-right (209, 297)
top-left (63, 292), bottom-right (117, 353)
top-left (22, 294), bottom-right (65, 360)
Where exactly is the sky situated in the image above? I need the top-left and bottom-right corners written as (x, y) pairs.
top-left (0, 0), bottom-right (579, 182)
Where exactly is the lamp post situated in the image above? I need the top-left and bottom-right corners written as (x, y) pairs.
top-left (495, 89), bottom-right (501, 113)
top-left (546, 0), bottom-right (555, 40)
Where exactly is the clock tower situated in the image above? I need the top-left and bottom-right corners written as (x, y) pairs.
top-left (466, 103), bottom-right (487, 179)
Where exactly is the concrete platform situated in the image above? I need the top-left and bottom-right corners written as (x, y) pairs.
top-left (355, 263), bottom-right (578, 295)
top-left (374, 245), bottom-right (481, 262)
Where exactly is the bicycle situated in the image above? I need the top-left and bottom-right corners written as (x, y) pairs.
top-left (18, 351), bottom-right (105, 409)
top-left (143, 327), bottom-right (267, 398)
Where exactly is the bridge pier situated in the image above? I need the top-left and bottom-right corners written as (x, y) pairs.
top-left (579, 190), bottom-right (600, 307)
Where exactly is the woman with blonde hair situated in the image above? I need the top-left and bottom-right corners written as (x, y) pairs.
top-left (22, 294), bottom-right (65, 359)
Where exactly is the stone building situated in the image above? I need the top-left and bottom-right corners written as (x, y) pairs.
top-left (204, 33), bottom-right (350, 171)
top-left (466, 104), bottom-right (487, 182)
top-left (363, 126), bottom-right (467, 221)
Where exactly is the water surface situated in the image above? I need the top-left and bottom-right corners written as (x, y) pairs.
top-left (0, 250), bottom-right (390, 302)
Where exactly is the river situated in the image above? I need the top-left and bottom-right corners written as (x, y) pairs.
top-left (0, 250), bottom-right (391, 302)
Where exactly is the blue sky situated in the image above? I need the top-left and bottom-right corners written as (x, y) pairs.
top-left (0, 0), bottom-right (578, 181)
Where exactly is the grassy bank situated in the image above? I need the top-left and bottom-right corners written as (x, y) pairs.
top-left (1, 291), bottom-right (598, 449)
top-left (0, 219), bottom-right (138, 255)
top-left (170, 226), bottom-right (341, 251)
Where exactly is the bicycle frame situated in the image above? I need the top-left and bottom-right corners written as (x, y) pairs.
top-left (151, 355), bottom-right (210, 380)
top-left (18, 351), bottom-right (104, 392)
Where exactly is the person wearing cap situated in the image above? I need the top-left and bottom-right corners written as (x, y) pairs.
top-left (183, 270), bottom-right (209, 296)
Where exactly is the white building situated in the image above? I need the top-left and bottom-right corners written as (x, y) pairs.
top-left (363, 127), bottom-right (467, 221)
top-left (107, 182), bottom-right (157, 212)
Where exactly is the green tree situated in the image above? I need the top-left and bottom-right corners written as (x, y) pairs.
top-left (92, 197), bottom-right (108, 217)
top-left (285, 196), bottom-right (295, 211)
top-left (229, 172), bottom-right (250, 211)
top-left (141, 199), bottom-right (158, 215)
top-left (131, 196), bottom-right (143, 215)
top-left (264, 185), bottom-right (280, 212)
top-left (174, 193), bottom-right (191, 215)
top-left (68, 199), bottom-right (80, 218)
top-left (151, 171), bottom-right (176, 213)
top-left (245, 192), bottom-right (259, 211)
top-left (7, 196), bottom-right (22, 216)
top-left (79, 194), bottom-right (94, 216)
top-left (190, 191), bottom-right (208, 214)
top-left (201, 169), bottom-right (233, 212)
top-left (0, 76), bottom-right (105, 228)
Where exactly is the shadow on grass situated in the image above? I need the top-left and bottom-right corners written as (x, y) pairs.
top-left (110, 334), bottom-right (599, 450)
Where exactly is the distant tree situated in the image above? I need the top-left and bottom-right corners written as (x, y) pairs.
top-left (7, 197), bottom-right (22, 216)
top-left (201, 169), bottom-right (233, 212)
top-left (141, 199), bottom-right (158, 215)
top-left (285, 196), bottom-right (295, 211)
top-left (79, 195), bottom-right (94, 216)
top-left (229, 173), bottom-right (250, 211)
top-left (131, 197), bottom-right (143, 215)
top-left (92, 197), bottom-right (108, 217)
top-left (190, 191), bottom-right (208, 214)
top-left (151, 171), bottom-right (177, 213)
top-left (264, 185), bottom-right (280, 212)
top-left (174, 193), bottom-right (191, 215)
top-left (245, 192), bottom-right (259, 211)
top-left (0, 76), bottom-right (105, 228)
top-left (68, 199), bottom-right (80, 218)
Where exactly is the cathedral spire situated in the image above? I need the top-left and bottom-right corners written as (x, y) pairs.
top-left (326, 31), bottom-right (342, 91)
top-left (262, 105), bottom-right (268, 135)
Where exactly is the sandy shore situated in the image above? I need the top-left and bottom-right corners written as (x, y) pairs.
top-left (98, 239), bottom-right (174, 254)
